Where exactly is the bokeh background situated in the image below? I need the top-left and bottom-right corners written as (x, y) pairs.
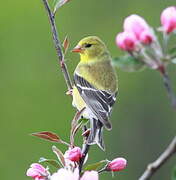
top-left (0, 0), bottom-right (176, 179)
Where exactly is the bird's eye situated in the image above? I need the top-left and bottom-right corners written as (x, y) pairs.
top-left (85, 43), bottom-right (92, 48)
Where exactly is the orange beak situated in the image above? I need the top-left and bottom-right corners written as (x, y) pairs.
top-left (72, 45), bottom-right (84, 53)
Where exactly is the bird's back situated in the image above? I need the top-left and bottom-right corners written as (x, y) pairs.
top-left (75, 59), bottom-right (117, 93)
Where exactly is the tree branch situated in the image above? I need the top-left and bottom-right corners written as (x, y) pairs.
top-left (41, 1), bottom-right (91, 174)
top-left (42, 0), bottom-right (72, 90)
top-left (79, 143), bottom-right (90, 174)
top-left (139, 136), bottom-right (176, 180)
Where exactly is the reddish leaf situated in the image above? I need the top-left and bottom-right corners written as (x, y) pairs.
top-left (70, 108), bottom-right (86, 146)
top-left (62, 35), bottom-right (69, 54)
top-left (31, 131), bottom-right (61, 143)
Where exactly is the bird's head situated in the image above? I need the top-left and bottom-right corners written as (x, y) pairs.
top-left (72, 36), bottom-right (109, 62)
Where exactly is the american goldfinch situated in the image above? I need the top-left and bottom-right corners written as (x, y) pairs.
top-left (72, 36), bottom-right (117, 150)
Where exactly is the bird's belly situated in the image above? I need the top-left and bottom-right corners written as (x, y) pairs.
top-left (72, 86), bottom-right (85, 110)
top-left (72, 86), bottom-right (95, 119)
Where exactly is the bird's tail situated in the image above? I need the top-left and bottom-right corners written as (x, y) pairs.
top-left (87, 118), bottom-right (105, 151)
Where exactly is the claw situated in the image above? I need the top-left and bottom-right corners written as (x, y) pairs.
top-left (82, 129), bottom-right (90, 137)
top-left (66, 89), bottom-right (73, 96)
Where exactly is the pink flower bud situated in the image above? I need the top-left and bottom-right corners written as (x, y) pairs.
top-left (107, 157), bottom-right (127, 172)
top-left (124, 14), bottom-right (151, 40)
top-left (116, 31), bottom-right (137, 51)
top-left (81, 171), bottom-right (98, 180)
top-left (161, 6), bottom-right (176, 33)
top-left (139, 30), bottom-right (154, 44)
top-left (26, 163), bottom-right (49, 180)
top-left (67, 147), bottom-right (82, 162)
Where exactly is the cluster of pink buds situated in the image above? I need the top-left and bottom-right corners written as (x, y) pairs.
top-left (26, 163), bottom-right (50, 180)
top-left (115, 6), bottom-right (176, 71)
top-left (26, 146), bottom-right (127, 180)
top-left (116, 6), bottom-right (176, 53)
top-left (116, 14), bottom-right (155, 51)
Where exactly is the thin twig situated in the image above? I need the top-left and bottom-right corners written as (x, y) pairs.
top-left (42, 0), bottom-right (72, 90)
top-left (139, 136), bottom-right (176, 180)
top-left (78, 125), bottom-right (90, 174)
top-left (41, 2), bottom-right (91, 174)
top-left (158, 66), bottom-right (176, 109)
top-left (162, 72), bottom-right (176, 108)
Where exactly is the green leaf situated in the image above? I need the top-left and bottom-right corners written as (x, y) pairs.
top-left (171, 58), bottom-right (176, 64)
top-left (112, 55), bottom-right (145, 72)
top-left (171, 166), bottom-right (176, 180)
top-left (39, 157), bottom-right (61, 168)
top-left (169, 46), bottom-right (176, 55)
top-left (78, 118), bottom-right (89, 125)
top-left (84, 160), bottom-right (108, 171)
top-left (54, 0), bottom-right (71, 15)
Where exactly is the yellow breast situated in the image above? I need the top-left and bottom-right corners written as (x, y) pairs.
top-left (72, 86), bottom-right (86, 111)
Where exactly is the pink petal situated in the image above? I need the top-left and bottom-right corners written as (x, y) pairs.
top-left (26, 168), bottom-right (39, 178)
top-left (108, 157), bottom-right (127, 172)
top-left (116, 31), bottom-right (137, 51)
top-left (50, 168), bottom-right (79, 180)
top-left (124, 14), bottom-right (150, 39)
top-left (81, 171), bottom-right (98, 180)
top-left (161, 6), bottom-right (176, 33)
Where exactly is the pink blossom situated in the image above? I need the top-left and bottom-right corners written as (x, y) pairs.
top-left (50, 168), bottom-right (98, 180)
top-left (140, 30), bottom-right (154, 44)
top-left (26, 163), bottom-right (49, 180)
top-left (66, 147), bottom-right (82, 162)
top-left (51, 168), bottom-right (79, 180)
top-left (123, 14), bottom-right (154, 44)
top-left (161, 6), bottom-right (176, 33)
top-left (107, 157), bottom-right (127, 172)
top-left (116, 31), bottom-right (137, 51)
top-left (81, 171), bottom-right (98, 180)
top-left (124, 14), bottom-right (151, 40)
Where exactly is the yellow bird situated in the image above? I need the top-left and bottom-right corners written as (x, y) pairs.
top-left (72, 36), bottom-right (118, 150)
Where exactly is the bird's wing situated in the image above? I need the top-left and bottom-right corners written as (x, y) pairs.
top-left (74, 73), bottom-right (117, 130)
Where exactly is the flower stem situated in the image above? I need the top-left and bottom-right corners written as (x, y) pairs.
top-left (158, 66), bottom-right (176, 109)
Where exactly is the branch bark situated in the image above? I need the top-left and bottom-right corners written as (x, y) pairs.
top-left (42, 0), bottom-right (72, 90)
top-left (79, 143), bottom-right (90, 174)
top-left (139, 136), bottom-right (176, 180)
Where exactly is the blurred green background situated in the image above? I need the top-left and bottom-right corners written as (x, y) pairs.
top-left (0, 0), bottom-right (176, 179)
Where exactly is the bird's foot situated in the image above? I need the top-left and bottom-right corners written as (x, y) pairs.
top-left (66, 89), bottom-right (73, 96)
top-left (82, 128), bottom-right (90, 138)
